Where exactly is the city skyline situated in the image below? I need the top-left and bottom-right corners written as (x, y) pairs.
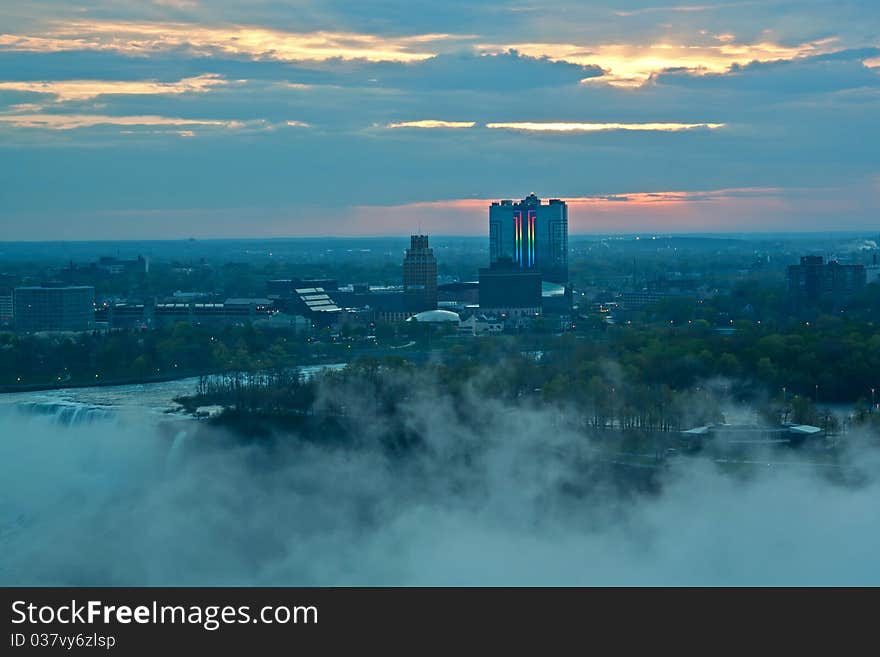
top-left (1, 1), bottom-right (878, 240)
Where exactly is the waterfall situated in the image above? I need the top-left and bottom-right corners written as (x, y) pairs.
top-left (166, 430), bottom-right (189, 470)
top-left (10, 401), bottom-right (114, 426)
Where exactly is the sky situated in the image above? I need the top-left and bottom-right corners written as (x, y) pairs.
top-left (0, 0), bottom-right (878, 239)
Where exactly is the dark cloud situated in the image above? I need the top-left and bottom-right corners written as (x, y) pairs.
top-left (653, 50), bottom-right (880, 94)
top-left (354, 50), bottom-right (602, 90)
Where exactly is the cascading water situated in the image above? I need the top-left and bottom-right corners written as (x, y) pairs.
top-left (166, 430), bottom-right (189, 471)
top-left (11, 401), bottom-right (115, 426)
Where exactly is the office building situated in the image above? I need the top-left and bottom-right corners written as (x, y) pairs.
top-left (403, 235), bottom-right (438, 312)
top-left (619, 290), bottom-right (680, 310)
top-left (102, 298), bottom-right (278, 329)
top-left (14, 285), bottom-right (95, 332)
top-left (0, 294), bottom-right (12, 325)
top-left (479, 258), bottom-right (542, 318)
top-left (787, 256), bottom-right (865, 309)
top-left (153, 298), bottom-right (273, 328)
top-left (489, 193), bottom-right (568, 283)
top-left (866, 254), bottom-right (880, 285)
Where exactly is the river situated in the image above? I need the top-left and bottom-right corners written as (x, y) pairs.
top-left (0, 364), bottom-right (347, 426)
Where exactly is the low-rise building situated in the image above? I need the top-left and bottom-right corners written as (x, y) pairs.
top-left (680, 422), bottom-right (823, 451)
top-left (618, 290), bottom-right (680, 310)
top-left (478, 257), bottom-right (542, 319)
top-left (252, 313), bottom-right (312, 334)
top-left (105, 298), bottom-right (275, 328)
top-left (406, 309), bottom-right (460, 327)
top-left (286, 287), bottom-right (343, 327)
top-left (459, 314), bottom-right (504, 336)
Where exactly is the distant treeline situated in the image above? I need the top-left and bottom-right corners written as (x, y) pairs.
top-left (4, 313), bottom-right (880, 419)
top-left (0, 322), bottom-right (329, 388)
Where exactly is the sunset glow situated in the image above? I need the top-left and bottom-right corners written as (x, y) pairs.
top-left (477, 37), bottom-right (840, 86)
top-left (485, 122), bottom-right (725, 132)
top-left (386, 120), bottom-right (477, 129)
top-left (0, 74), bottom-right (229, 102)
top-left (0, 113), bottom-right (250, 130)
top-left (0, 22), bottom-right (454, 63)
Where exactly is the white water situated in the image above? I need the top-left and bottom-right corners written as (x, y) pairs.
top-left (0, 364), bottom-right (347, 425)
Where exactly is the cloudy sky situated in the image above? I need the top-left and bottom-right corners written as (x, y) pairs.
top-left (0, 1), bottom-right (878, 239)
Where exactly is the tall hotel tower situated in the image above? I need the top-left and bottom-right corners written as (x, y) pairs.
top-left (403, 234), bottom-right (438, 312)
top-left (488, 193), bottom-right (568, 283)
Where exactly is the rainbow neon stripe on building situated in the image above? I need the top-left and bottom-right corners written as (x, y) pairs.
top-left (513, 210), bottom-right (536, 267)
top-left (515, 210), bottom-right (521, 266)
top-left (528, 210), bottom-right (535, 267)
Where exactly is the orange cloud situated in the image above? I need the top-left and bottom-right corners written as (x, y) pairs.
top-left (476, 37), bottom-right (839, 86)
top-left (0, 74), bottom-right (228, 102)
top-left (0, 113), bottom-right (250, 130)
top-left (485, 121), bottom-right (724, 132)
top-left (0, 21), bottom-right (457, 63)
top-left (386, 120), bottom-right (476, 129)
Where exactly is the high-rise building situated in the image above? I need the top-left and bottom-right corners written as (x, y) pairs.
top-left (787, 256), bottom-right (866, 310)
top-left (13, 285), bottom-right (95, 332)
top-left (489, 193), bottom-right (568, 284)
top-left (403, 235), bottom-right (438, 312)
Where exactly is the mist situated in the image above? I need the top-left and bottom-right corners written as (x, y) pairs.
top-left (2, 379), bottom-right (880, 586)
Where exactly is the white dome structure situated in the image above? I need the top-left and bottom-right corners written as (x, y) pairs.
top-left (407, 309), bottom-right (460, 324)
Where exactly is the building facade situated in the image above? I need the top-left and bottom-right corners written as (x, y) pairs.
top-left (0, 294), bottom-right (12, 325)
top-left (489, 193), bottom-right (568, 284)
top-left (403, 235), bottom-right (438, 312)
top-left (99, 298), bottom-right (275, 329)
top-left (478, 258), bottom-right (542, 318)
top-left (14, 285), bottom-right (95, 332)
top-left (267, 278), bottom-right (339, 299)
top-left (787, 256), bottom-right (866, 309)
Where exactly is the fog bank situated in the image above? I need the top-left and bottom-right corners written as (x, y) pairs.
top-left (1, 392), bottom-right (879, 586)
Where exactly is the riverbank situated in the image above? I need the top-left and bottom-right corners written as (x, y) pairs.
top-left (0, 371), bottom-right (220, 395)
top-left (0, 360), bottom-right (350, 395)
